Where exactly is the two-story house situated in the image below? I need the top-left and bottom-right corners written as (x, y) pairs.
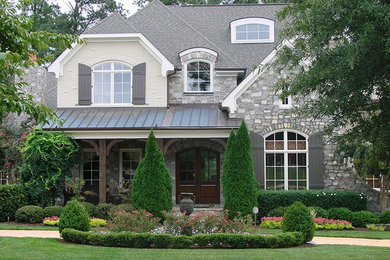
top-left (44, 1), bottom-right (376, 209)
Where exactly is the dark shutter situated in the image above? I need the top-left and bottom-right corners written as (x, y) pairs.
top-left (250, 132), bottom-right (264, 189)
top-left (132, 62), bottom-right (146, 105)
top-left (78, 63), bottom-right (92, 105)
top-left (309, 133), bottom-right (324, 189)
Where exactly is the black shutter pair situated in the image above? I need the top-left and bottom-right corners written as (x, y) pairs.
top-left (250, 132), bottom-right (324, 190)
top-left (78, 62), bottom-right (146, 105)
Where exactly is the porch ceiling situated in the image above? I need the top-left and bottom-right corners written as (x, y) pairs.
top-left (42, 104), bottom-right (241, 131)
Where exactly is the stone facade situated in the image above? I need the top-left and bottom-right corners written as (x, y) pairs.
top-left (229, 63), bottom-right (389, 213)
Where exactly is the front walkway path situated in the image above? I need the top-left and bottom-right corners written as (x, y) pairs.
top-left (1, 230), bottom-right (390, 247)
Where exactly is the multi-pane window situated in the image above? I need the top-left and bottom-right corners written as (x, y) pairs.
top-left (82, 151), bottom-right (99, 186)
top-left (93, 62), bottom-right (132, 104)
top-left (200, 150), bottom-right (217, 182)
top-left (186, 61), bottom-right (211, 92)
top-left (236, 24), bottom-right (270, 41)
top-left (0, 172), bottom-right (8, 185)
top-left (120, 149), bottom-right (142, 186)
top-left (179, 150), bottom-right (195, 181)
top-left (265, 131), bottom-right (308, 190)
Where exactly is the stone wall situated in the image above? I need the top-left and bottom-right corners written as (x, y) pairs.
top-left (230, 64), bottom-right (389, 213)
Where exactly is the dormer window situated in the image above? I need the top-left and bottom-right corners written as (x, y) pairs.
top-left (230, 18), bottom-right (275, 43)
top-left (93, 62), bottom-right (132, 104)
top-left (185, 60), bottom-right (213, 92)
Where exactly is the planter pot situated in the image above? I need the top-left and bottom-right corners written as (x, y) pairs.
top-left (179, 192), bottom-right (195, 216)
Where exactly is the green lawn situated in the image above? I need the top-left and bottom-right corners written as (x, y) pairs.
top-left (0, 223), bottom-right (58, 231)
top-left (0, 237), bottom-right (389, 260)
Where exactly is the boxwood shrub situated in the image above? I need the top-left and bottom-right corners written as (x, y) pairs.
top-left (267, 206), bottom-right (287, 217)
top-left (15, 205), bottom-right (44, 223)
top-left (380, 210), bottom-right (390, 224)
top-left (328, 207), bottom-right (353, 222)
top-left (59, 200), bottom-right (90, 232)
top-left (282, 202), bottom-right (315, 243)
top-left (95, 203), bottom-right (115, 219)
top-left (0, 185), bottom-right (28, 221)
top-left (80, 202), bottom-right (96, 217)
top-left (309, 206), bottom-right (328, 218)
top-left (44, 205), bottom-right (63, 217)
top-left (61, 229), bottom-right (305, 249)
top-left (258, 190), bottom-right (367, 217)
top-left (351, 211), bottom-right (380, 228)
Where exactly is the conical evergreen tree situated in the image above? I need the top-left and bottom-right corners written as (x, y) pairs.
top-left (131, 130), bottom-right (172, 218)
top-left (222, 120), bottom-right (258, 218)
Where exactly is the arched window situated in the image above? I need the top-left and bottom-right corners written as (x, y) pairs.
top-left (185, 60), bottom-right (212, 92)
top-left (264, 130), bottom-right (308, 190)
top-left (230, 18), bottom-right (275, 43)
top-left (93, 62), bottom-right (132, 104)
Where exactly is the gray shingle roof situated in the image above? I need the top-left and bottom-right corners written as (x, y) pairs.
top-left (42, 104), bottom-right (241, 130)
top-left (84, 1), bottom-right (287, 75)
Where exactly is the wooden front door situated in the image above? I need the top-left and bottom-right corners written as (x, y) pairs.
top-left (176, 148), bottom-right (220, 204)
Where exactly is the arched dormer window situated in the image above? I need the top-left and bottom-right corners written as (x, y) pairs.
top-left (264, 130), bottom-right (308, 190)
top-left (92, 62), bottom-right (132, 104)
top-left (230, 18), bottom-right (275, 43)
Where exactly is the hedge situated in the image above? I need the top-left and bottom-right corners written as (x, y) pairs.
top-left (258, 190), bottom-right (367, 217)
top-left (61, 229), bottom-right (304, 249)
top-left (0, 185), bottom-right (28, 222)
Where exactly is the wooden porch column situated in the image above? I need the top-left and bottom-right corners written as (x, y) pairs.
top-left (99, 139), bottom-right (107, 203)
top-left (156, 138), bottom-right (164, 152)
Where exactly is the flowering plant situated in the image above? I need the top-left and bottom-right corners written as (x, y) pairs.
top-left (106, 209), bottom-right (160, 233)
top-left (43, 216), bottom-right (60, 226)
top-left (161, 209), bottom-right (252, 236)
top-left (260, 217), bottom-right (283, 229)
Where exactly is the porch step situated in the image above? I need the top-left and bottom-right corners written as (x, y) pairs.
top-left (173, 205), bottom-right (223, 214)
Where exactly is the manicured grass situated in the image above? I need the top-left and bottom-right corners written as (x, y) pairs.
top-left (0, 223), bottom-right (58, 231)
top-left (0, 237), bottom-right (389, 260)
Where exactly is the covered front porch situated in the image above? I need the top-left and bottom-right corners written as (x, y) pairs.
top-left (42, 105), bottom-right (241, 205)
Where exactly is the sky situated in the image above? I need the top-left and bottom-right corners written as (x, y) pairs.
top-left (54, 0), bottom-right (140, 16)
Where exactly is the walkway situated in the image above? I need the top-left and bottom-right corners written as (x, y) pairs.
top-left (1, 230), bottom-right (390, 247)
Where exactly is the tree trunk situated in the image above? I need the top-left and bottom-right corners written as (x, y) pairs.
top-left (379, 175), bottom-right (390, 214)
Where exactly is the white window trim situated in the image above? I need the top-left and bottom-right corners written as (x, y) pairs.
top-left (230, 18), bottom-right (275, 44)
top-left (183, 59), bottom-right (214, 93)
top-left (119, 148), bottom-right (142, 187)
top-left (264, 130), bottom-right (309, 190)
top-left (280, 96), bottom-right (292, 109)
top-left (80, 149), bottom-right (99, 185)
top-left (91, 61), bottom-right (133, 105)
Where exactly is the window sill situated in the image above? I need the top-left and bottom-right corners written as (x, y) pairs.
top-left (184, 91), bottom-right (214, 95)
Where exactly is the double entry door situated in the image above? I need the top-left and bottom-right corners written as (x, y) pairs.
top-left (176, 148), bottom-right (220, 204)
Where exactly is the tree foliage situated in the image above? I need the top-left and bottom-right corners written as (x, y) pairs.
top-left (131, 130), bottom-right (172, 218)
top-left (0, 0), bottom-right (79, 124)
top-left (20, 130), bottom-right (80, 207)
top-left (222, 121), bottom-right (258, 218)
top-left (274, 0), bottom-right (390, 212)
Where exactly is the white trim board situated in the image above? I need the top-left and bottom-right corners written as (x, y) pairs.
top-left (221, 39), bottom-right (294, 113)
top-left (53, 129), bottom-right (233, 139)
top-left (48, 33), bottom-right (174, 77)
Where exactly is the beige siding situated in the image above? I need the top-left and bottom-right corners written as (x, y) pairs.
top-left (58, 41), bottom-right (167, 107)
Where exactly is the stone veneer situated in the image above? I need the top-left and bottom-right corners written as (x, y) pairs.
top-left (229, 64), bottom-right (389, 213)
top-left (168, 50), bottom-right (237, 104)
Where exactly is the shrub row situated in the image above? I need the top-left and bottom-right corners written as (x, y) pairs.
top-left (258, 190), bottom-right (367, 217)
top-left (61, 229), bottom-right (304, 249)
top-left (0, 185), bottom-right (28, 221)
top-left (15, 206), bottom-right (44, 223)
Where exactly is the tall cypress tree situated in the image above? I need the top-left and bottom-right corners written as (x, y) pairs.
top-left (131, 130), bottom-right (172, 218)
top-left (222, 121), bottom-right (258, 218)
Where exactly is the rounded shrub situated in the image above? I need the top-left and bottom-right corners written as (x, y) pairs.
top-left (309, 206), bottom-right (328, 218)
top-left (351, 211), bottom-right (380, 228)
top-left (328, 207), bottom-right (353, 222)
top-left (282, 201), bottom-right (315, 243)
top-left (59, 200), bottom-right (90, 233)
top-left (44, 205), bottom-right (63, 217)
top-left (15, 205), bottom-right (44, 223)
top-left (380, 210), bottom-right (390, 224)
top-left (80, 202), bottom-right (96, 217)
top-left (267, 206), bottom-right (287, 217)
top-left (95, 203), bottom-right (115, 219)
